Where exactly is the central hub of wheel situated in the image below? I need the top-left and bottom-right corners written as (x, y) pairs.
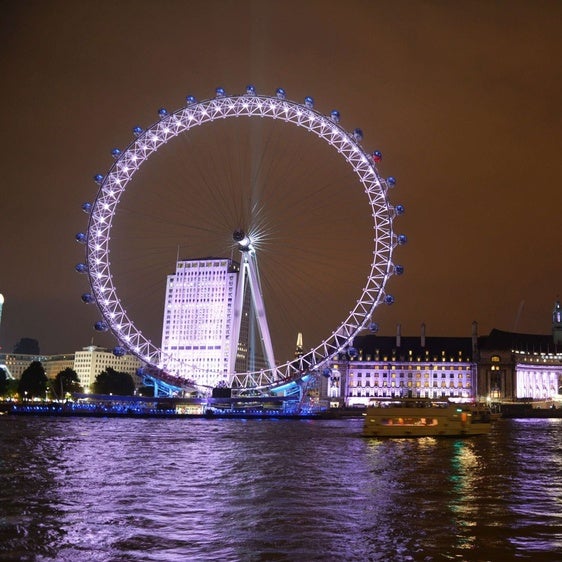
top-left (233, 229), bottom-right (253, 251)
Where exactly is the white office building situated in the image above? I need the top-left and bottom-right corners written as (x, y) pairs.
top-left (73, 346), bottom-right (142, 392)
top-left (161, 258), bottom-right (240, 388)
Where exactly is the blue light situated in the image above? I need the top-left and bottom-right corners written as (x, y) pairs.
top-left (394, 264), bottom-right (405, 275)
top-left (94, 321), bottom-right (109, 332)
top-left (81, 202), bottom-right (92, 214)
top-left (75, 232), bottom-right (87, 244)
top-left (186, 95), bottom-right (197, 104)
top-left (93, 174), bottom-right (104, 184)
top-left (215, 87), bottom-right (226, 98)
top-left (158, 107), bottom-right (168, 118)
top-left (304, 96), bottom-right (314, 108)
top-left (387, 176), bottom-right (396, 186)
top-left (246, 85), bottom-right (256, 95)
top-left (81, 293), bottom-right (94, 304)
top-left (132, 126), bottom-right (143, 137)
top-left (276, 87), bottom-right (286, 99)
top-left (330, 110), bottom-right (340, 123)
top-left (352, 128), bottom-right (363, 142)
top-left (397, 234), bottom-right (408, 245)
top-left (75, 263), bottom-right (87, 273)
top-left (384, 294), bottom-right (395, 305)
top-left (395, 204), bottom-right (405, 215)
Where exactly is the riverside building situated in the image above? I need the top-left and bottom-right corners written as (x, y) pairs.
top-left (325, 301), bottom-right (562, 407)
top-left (73, 345), bottom-right (142, 392)
top-left (160, 258), bottom-right (242, 388)
top-left (476, 300), bottom-right (562, 402)
top-left (327, 324), bottom-right (477, 407)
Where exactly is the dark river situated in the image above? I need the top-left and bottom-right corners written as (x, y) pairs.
top-left (0, 416), bottom-right (561, 561)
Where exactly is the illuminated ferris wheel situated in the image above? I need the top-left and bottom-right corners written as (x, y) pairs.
top-left (75, 86), bottom-right (405, 391)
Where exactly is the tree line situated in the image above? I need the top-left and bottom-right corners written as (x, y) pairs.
top-left (0, 361), bottom-right (138, 399)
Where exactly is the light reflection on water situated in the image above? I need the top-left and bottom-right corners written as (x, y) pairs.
top-left (1, 417), bottom-right (561, 561)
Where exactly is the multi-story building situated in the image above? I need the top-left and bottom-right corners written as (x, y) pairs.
top-left (160, 257), bottom-right (240, 388)
top-left (324, 301), bottom-right (562, 406)
top-left (327, 324), bottom-right (477, 406)
top-left (0, 353), bottom-right (47, 379)
top-left (73, 345), bottom-right (142, 392)
top-left (476, 301), bottom-right (562, 402)
top-left (43, 354), bottom-right (75, 379)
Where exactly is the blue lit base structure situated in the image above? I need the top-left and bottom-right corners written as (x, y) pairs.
top-left (135, 366), bottom-right (327, 416)
top-left (2, 386), bottom-right (331, 418)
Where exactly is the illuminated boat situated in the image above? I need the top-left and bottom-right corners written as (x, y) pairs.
top-left (362, 398), bottom-right (492, 438)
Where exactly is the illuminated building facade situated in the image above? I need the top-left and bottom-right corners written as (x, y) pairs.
top-left (73, 345), bottom-right (142, 392)
top-left (43, 354), bottom-right (75, 379)
top-left (0, 353), bottom-right (76, 381)
top-left (0, 353), bottom-right (47, 379)
top-left (476, 302), bottom-right (562, 402)
top-left (324, 302), bottom-right (562, 406)
top-left (328, 324), bottom-right (478, 406)
top-left (161, 258), bottom-right (240, 388)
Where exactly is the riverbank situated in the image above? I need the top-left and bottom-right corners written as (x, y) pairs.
top-left (0, 401), bottom-right (333, 420)
top-left (3, 401), bottom-right (561, 420)
top-left (499, 402), bottom-right (562, 419)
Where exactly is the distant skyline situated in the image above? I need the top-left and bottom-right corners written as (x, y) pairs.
top-left (1, 1), bottom-right (561, 356)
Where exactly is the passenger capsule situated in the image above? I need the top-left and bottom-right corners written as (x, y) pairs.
top-left (158, 107), bottom-right (168, 118)
top-left (132, 126), bottom-right (143, 137)
top-left (348, 347), bottom-right (358, 358)
top-left (81, 202), bottom-right (92, 214)
top-left (81, 293), bottom-right (95, 304)
top-left (369, 322), bottom-right (379, 333)
top-left (246, 85), bottom-right (256, 95)
top-left (387, 176), bottom-right (396, 186)
top-left (304, 96), bottom-right (314, 108)
top-left (384, 294), bottom-right (395, 305)
top-left (111, 148), bottom-right (121, 159)
top-left (352, 128), bottom-right (363, 142)
top-left (113, 346), bottom-right (126, 357)
top-left (75, 232), bottom-right (87, 244)
top-left (93, 174), bottom-right (104, 185)
top-left (372, 150), bottom-right (382, 162)
top-left (276, 87), bottom-right (286, 100)
top-left (75, 263), bottom-right (88, 274)
top-left (330, 110), bottom-right (340, 123)
top-left (397, 234), bottom-right (408, 245)
top-left (394, 264), bottom-right (405, 275)
top-left (395, 204), bottom-right (405, 215)
top-left (215, 87), bottom-right (226, 98)
top-left (94, 321), bottom-right (109, 332)
top-left (186, 95), bottom-right (197, 105)
top-left (322, 368), bottom-right (332, 377)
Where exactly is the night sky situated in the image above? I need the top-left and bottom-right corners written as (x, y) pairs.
top-left (1, 0), bottom-right (561, 359)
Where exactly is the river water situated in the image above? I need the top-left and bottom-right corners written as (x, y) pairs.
top-left (0, 415), bottom-right (561, 562)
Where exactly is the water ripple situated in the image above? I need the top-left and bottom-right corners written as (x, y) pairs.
top-left (0, 417), bottom-right (561, 561)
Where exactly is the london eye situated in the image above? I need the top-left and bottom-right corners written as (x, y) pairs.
top-left (75, 86), bottom-right (405, 394)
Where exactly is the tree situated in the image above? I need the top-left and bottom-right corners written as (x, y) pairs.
top-left (18, 361), bottom-right (48, 399)
top-left (53, 368), bottom-right (82, 398)
top-left (0, 368), bottom-right (8, 395)
top-left (93, 367), bottom-right (135, 396)
top-left (0, 369), bottom-right (18, 398)
top-left (13, 338), bottom-right (40, 355)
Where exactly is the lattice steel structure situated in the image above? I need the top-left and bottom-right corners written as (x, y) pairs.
top-left (76, 86), bottom-right (405, 392)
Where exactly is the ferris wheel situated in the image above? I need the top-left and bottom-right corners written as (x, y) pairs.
top-left (75, 85), bottom-right (405, 391)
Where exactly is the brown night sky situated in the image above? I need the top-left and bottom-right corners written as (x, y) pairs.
top-left (0, 0), bottom-right (561, 357)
